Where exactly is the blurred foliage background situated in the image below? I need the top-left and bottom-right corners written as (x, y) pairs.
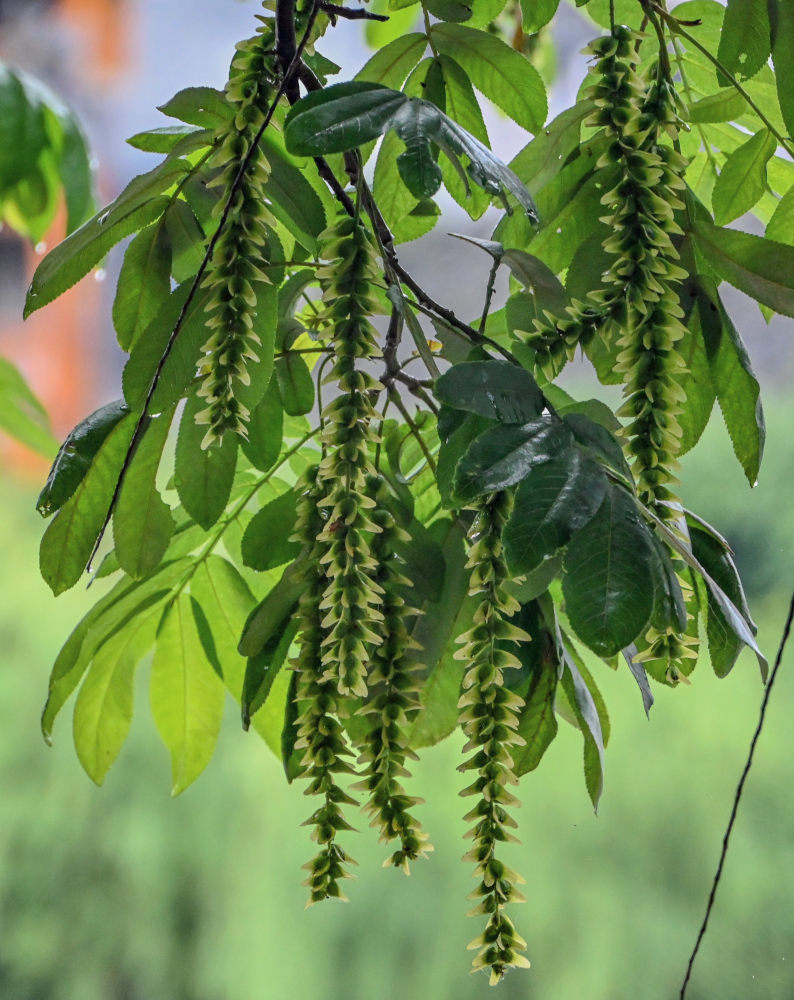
top-left (1, 403), bottom-right (792, 1000)
top-left (1, 1), bottom-right (793, 998)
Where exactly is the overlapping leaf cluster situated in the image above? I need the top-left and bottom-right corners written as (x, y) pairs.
top-left (23, 0), bottom-right (789, 985)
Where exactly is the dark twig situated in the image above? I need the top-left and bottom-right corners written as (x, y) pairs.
top-left (679, 589), bottom-right (794, 999)
top-left (87, 1), bottom-right (320, 570)
top-left (479, 255), bottom-right (500, 334)
top-left (276, 0), bottom-right (300, 104)
top-left (319, 2), bottom-right (389, 21)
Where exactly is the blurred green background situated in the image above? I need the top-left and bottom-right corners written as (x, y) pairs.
top-left (1, 398), bottom-right (792, 1000)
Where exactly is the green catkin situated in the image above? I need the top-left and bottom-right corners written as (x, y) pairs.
top-left (456, 492), bottom-right (530, 986)
top-left (353, 475), bottom-right (432, 874)
top-left (314, 215), bottom-right (385, 699)
top-left (292, 465), bottom-right (359, 905)
top-left (195, 19), bottom-right (279, 447)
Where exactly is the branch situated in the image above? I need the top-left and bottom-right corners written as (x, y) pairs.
top-left (276, 0), bottom-right (300, 104)
top-left (319, 2), bottom-right (389, 21)
top-left (88, 1), bottom-right (320, 569)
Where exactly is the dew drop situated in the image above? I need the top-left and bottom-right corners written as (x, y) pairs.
top-left (94, 268), bottom-right (107, 283)
top-left (89, 156), bottom-right (100, 171)
top-left (556, 227), bottom-right (562, 235)
top-left (98, 212), bottom-right (110, 226)
top-left (35, 241), bottom-right (47, 255)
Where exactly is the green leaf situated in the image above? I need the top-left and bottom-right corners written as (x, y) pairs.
top-left (646, 510), bottom-right (767, 678)
top-left (509, 603), bottom-right (559, 776)
top-left (0, 64), bottom-right (47, 190)
top-left (523, 0), bottom-right (560, 31)
top-left (436, 412), bottom-right (494, 507)
top-left (113, 409), bottom-right (175, 579)
top-left (163, 199), bottom-right (206, 283)
top-left (696, 277), bottom-right (765, 484)
top-left (501, 249), bottom-right (567, 317)
top-left (150, 593), bottom-right (225, 794)
top-left (765, 181), bottom-right (794, 245)
top-left (122, 283), bottom-right (211, 412)
top-left (0, 357), bottom-right (57, 458)
top-left (503, 450), bottom-right (607, 575)
top-left (112, 218), bottom-right (173, 351)
top-left (39, 412), bottom-right (136, 595)
top-left (281, 670), bottom-right (302, 782)
top-left (558, 631), bottom-right (606, 811)
top-left (691, 218), bottom-right (794, 317)
top-left (242, 618), bottom-right (298, 730)
top-left (241, 379), bottom-right (284, 472)
top-left (562, 485), bottom-right (656, 657)
top-left (689, 524), bottom-right (756, 677)
top-left (453, 416), bottom-right (573, 503)
top-left (712, 129), bottom-right (776, 225)
top-left (238, 558), bottom-right (305, 658)
top-left (53, 109), bottom-right (94, 233)
top-left (157, 86), bottom-right (232, 128)
top-left (40, 560), bottom-right (189, 741)
top-left (434, 360), bottom-right (544, 423)
top-left (190, 554), bottom-right (257, 709)
top-left (127, 123), bottom-right (206, 153)
top-left (174, 394), bottom-right (237, 530)
top-left (284, 81), bottom-right (408, 156)
top-left (437, 54), bottom-right (491, 218)
top-left (72, 599), bottom-right (161, 784)
top-left (562, 412), bottom-right (632, 481)
top-left (686, 88), bottom-right (747, 123)
top-left (241, 490), bottom-right (301, 571)
top-left (355, 32), bottom-right (428, 90)
top-left (771, 0), bottom-right (794, 140)
top-left (717, 0), bottom-right (771, 84)
top-left (260, 136), bottom-right (327, 251)
top-left (24, 157), bottom-right (187, 317)
top-left (509, 101), bottom-right (594, 194)
top-left (274, 352), bottom-right (315, 416)
top-left (406, 520), bottom-right (471, 748)
top-left (431, 22), bottom-right (547, 133)
top-left (673, 302), bottom-right (716, 456)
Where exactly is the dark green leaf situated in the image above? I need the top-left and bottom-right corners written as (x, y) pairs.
top-left (691, 218), bottom-right (794, 316)
top-left (431, 22), bottom-right (547, 133)
top-left (281, 670), bottom-right (302, 782)
top-left (508, 603), bottom-right (559, 776)
top-left (39, 412), bottom-right (136, 595)
top-left (696, 277), bottom-right (765, 484)
top-left (241, 379), bottom-right (284, 472)
top-left (434, 360), bottom-right (544, 424)
top-left (54, 109), bottom-right (94, 233)
top-left (712, 128), bottom-right (776, 225)
top-left (558, 632), bottom-right (607, 811)
top-left (260, 136), bottom-right (327, 251)
top-left (241, 491), bottom-right (301, 571)
top-left (164, 198), bottom-right (206, 281)
top-left (242, 618), bottom-right (298, 730)
top-left (717, 0), bottom-right (771, 84)
top-left (238, 557), bottom-right (305, 658)
top-left (649, 534), bottom-right (688, 634)
top-left (113, 409), bottom-right (175, 579)
top-left (112, 219), bottom-right (172, 351)
top-left (275, 352), bottom-right (315, 415)
top-left (0, 65), bottom-right (47, 190)
top-left (453, 417), bottom-right (573, 502)
top-left (503, 450), bottom-right (607, 574)
top-left (562, 485), bottom-right (656, 657)
top-left (284, 81), bottom-right (408, 156)
top-left (174, 394), bottom-right (237, 530)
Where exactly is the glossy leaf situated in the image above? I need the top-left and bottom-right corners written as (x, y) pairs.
top-left (274, 352), bottom-right (315, 416)
top-left (453, 416), bottom-right (573, 503)
top-left (113, 409), bottom-right (175, 579)
top-left (562, 485), bottom-right (656, 657)
top-left (434, 360), bottom-right (544, 424)
top-left (284, 81), bottom-right (408, 155)
top-left (174, 394), bottom-right (237, 530)
top-left (503, 450), bottom-right (607, 575)
top-left (511, 608), bottom-right (559, 776)
top-left (150, 593), bottom-right (225, 794)
top-left (558, 633), bottom-right (606, 811)
top-left (39, 412), bottom-right (136, 595)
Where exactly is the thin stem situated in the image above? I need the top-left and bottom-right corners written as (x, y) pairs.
top-left (87, 1), bottom-right (320, 570)
top-left (388, 391), bottom-right (437, 475)
top-left (478, 256), bottom-right (500, 334)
